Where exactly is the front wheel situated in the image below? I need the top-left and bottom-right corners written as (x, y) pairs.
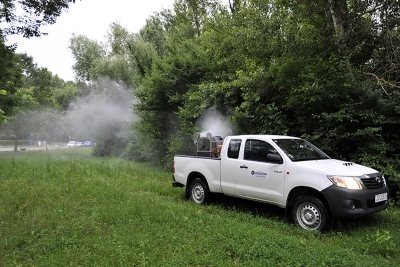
top-left (292, 196), bottom-right (330, 231)
top-left (189, 178), bottom-right (210, 204)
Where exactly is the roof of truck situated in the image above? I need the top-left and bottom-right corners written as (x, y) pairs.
top-left (227, 135), bottom-right (301, 140)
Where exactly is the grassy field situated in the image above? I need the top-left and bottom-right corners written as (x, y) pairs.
top-left (0, 149), bottom-right (399, 266)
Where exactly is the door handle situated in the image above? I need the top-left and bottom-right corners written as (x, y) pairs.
top-left (240, 165), bottom-right (248, 169)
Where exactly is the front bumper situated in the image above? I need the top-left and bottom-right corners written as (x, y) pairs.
top-left (321, 184), bottom-right (389, 219)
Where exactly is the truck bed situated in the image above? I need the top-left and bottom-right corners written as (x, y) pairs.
top-left (173, 154), bottom-right (222, 193)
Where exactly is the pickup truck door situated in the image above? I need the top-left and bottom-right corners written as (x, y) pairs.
top-left (220, 138), bottom-right (243, 196)
top-left (236, 138), bottom-right (285, 205)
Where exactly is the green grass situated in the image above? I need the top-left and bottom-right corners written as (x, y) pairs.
top-left (1, 149), bottom-right (399, 266)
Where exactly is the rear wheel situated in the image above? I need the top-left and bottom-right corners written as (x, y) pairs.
top-left (189, 178), bottom-right (210, 204)
top-left (292, 196), bottom-right (330, 231)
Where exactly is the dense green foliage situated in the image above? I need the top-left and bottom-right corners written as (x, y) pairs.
top-left (0, 36), bottom-right (23, 123)
top-left (1, 0), bottom-right (80, 151)
top-left (0, 50), bottom-right (80, 151)
top-left (1, 1), bottom-right (399, 196)
top-left (1, 150), bottom-right (399, 266)
top-left (0, 0), bottom-right (77, 37)
top-left (129, 0), bottom-right (400, 197)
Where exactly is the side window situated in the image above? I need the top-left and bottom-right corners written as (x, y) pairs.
top-left (244, 139), bottom-right (278, 163)
top-left (227, 139), bottom-right (242, 159)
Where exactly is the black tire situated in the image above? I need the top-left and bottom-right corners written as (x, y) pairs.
top-left (292, 196), bottom-right (330, 231)
top-left (189, 178), bottom-right (210, 205)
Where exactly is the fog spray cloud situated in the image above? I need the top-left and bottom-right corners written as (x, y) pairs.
top-left (66, 77), bottom-right (137, 141)
top-left (197, 109), bottom-right (234, 138)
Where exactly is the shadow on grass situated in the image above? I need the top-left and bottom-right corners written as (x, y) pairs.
top-left (215, 196), bottom-right (394, 233)
top-left (207, 194), bottom-right (289, 224)
top-left (180, 192), bottom-right (395, 233)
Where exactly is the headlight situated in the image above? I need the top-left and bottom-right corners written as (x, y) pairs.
top-left (328, 176), bottom-right (363, 190)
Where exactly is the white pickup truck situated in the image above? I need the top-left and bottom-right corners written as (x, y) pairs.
top-left (172, 134), bottom-right (389, 231)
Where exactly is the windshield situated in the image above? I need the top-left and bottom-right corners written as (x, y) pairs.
top-left (272, 138), bottom-right (330, 162)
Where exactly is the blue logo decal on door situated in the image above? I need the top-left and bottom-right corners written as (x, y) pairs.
top-left (251, 171), bottom-right (268, 178)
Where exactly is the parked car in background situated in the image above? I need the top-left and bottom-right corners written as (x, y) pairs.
top-left (84, 141), bottom-right (94, 147)
top-left (77, 142), bottom-right (84, 147)
top-left (67, 141), bottom-right (77, 148)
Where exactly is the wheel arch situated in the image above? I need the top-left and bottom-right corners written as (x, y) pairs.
top-left (185, 171), bottom-right (208, 200)
top-left (286, 186), bottom-right (331, 217)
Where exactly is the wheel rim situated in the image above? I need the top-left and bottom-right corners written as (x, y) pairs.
top-left (191, 183), bottom-right (205, 204)
top-left (296, 202), bottom-right (321, 230)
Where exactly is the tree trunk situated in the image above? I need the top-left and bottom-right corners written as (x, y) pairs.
top-left (188, 0), bottom-right (202, 36)
top-left (13, 134), bottom-right (18, 152)
top-left (228, 0), bottom-right (245, 15)
top-left (325, 0), bottom-right (347, 54)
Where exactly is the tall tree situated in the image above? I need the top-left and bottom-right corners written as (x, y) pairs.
top-left (69, 22), bottom-right (163, 88)
top-left (133, 0), bottom-right (220, 165)
top-left (0, 0), bottom-right (78, 37)
top-left (51, 81), bottom-right (77, 110)
top-left (3, 87), bottom-right (37, 151)
top-left (227, 0), bottom-right (246, 14)
top-left (1, 0), bottom-right (79, 133)
top-left (325, 0), bottom-right (347, 54)
top-left (140, 15), bottom-right (167, 57)
top-left (102, 22), bottom-right (156, 86)
top-left (69, 34), bottom-right (105, 82)
top-left (0, 35), bottom-right (23, 123)
top-left (173, 0), bottom-right (218, 36)
top-left (19, 54), bottom-right (69, 107)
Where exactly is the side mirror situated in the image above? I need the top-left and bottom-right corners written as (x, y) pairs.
top-left (267, 153), bottom-right (283, 164)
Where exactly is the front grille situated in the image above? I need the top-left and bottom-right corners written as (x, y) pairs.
top-left (361, 173), bottom-right (385, 190)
